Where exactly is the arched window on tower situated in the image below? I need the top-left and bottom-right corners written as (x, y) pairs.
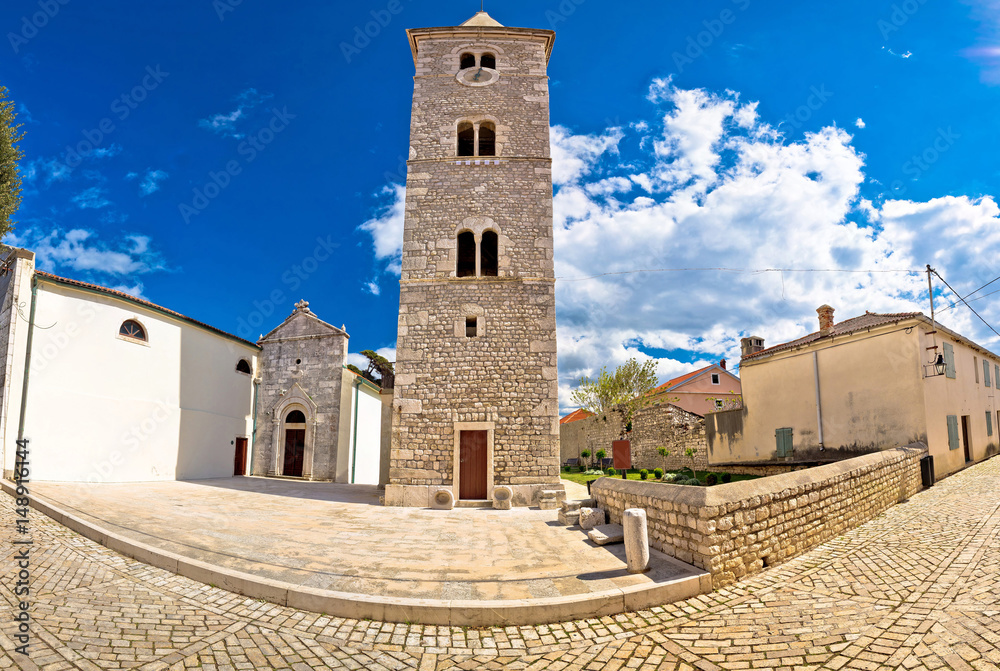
top-left (457, 122), bottom-right (475, 157)
top-left (480, 53), bottom-right (496, 69)
top-left (481, 231), bottom-right (498, 277)
top-left (460, 53), bottom-right (476, 69)
top-left (478, 122), bottom-right (496, 157)
top-left (457, 231), bottom-right (477, 277)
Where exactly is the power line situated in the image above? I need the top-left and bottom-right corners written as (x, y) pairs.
top-left (938, 273), bottom-right (1000, 313)
top-left (932, 270), bottom-right (1000, 340)
top-left (556, 267), bottom-right (924, 282)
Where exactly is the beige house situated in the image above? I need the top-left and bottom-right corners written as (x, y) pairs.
top-left (706, 305), bottom-right (1000, 478)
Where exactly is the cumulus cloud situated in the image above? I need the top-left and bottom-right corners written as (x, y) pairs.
top-left (198, 88), bottom-right (274, 139)
top-left (359, 183), bottom-right (406, 276)
top-left (5, 228), bottom-right (166, 277)
top-left (855, 118), bottom-right (866, 129)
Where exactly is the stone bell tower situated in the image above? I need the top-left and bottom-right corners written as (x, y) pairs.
top-left (384, 11), bottom-right (562, 507)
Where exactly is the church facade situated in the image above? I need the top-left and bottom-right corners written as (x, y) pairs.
top-left (385, 12), bottom-right (563, 507)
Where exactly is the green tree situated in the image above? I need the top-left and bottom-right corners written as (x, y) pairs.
top-left (657, 446), bottom-right (670, 473)
top-left (570, 358), bottom-right (659, 438)
top-left (0, 85), bottom-right (24, 238)
top-left (580, 449), bottom-right (591, 469)
top-left (360, 349), bottom-right (395, 389)
top-left (685, 447), bottom-right (699, 481)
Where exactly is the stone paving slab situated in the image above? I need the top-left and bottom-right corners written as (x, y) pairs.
top-left (2, 456), bottom-right (999, 670)
top-left (10, 477), bottom-right (707, 626)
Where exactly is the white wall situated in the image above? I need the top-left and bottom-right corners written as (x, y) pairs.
top-left (0, 254), bottom-right (36, 479)
top-left (22, 281), bottom-right (257, 482)
top-left (345, 374), bottom-right (383, 485)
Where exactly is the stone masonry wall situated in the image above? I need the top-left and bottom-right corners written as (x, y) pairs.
top-left (562, 403), bottom-right (709, 472)
top-left (593, 445), bottom-right (926, 588)
top-left (389, 26), bottom-right (561, 503)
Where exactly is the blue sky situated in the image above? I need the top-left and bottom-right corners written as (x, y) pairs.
top-left (3, 0), bottom-right (1000, 412)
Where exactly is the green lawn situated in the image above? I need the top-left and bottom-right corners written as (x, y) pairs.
top-left (560, 468), bottom-right (759, 487)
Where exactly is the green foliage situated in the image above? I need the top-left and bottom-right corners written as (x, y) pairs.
top-left (595, 448), bottom-right (607, 461)
top-left (684, 447), bottom-right (699, 481)
top-left (360, 349), bottom-right (394, 388)
top-left (606, 468), bottom-right (616, 476)
top-left (706, 391), bottom-right (744, 412)
top-left (570, 358), bottom-right (659, 436)
top-left (639, 469), bottom-right (648, 480)
top-left (346, 364), bottom-right (365, 376)
top-left (721, 472), bottom-right (732, 483)
top-left (657, 446), bottom-right (669, 472)
top-left (653, 467), bottom-right (663, 479)
top-left (705, 473), bottom-right (718, 486)
top-left (683, 478), bottom-right (701, 486)
top-left (0, 86), bottom-right (24, 238)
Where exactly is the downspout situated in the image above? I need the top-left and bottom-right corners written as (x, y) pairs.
top-left (249, 377), bottom-right (260, 475)
top-left (350, 376), bottom-right (362, 484)
top-left (16, 277), bottom-right (38, 442)
top-left (813, 351), bottom-right (824, 450)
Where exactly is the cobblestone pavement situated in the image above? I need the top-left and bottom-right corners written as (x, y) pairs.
top-left (3, 456), bottom-right (999, 670)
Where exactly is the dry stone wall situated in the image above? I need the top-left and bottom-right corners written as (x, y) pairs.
top-left (592, 445), bottom-right (926, 588)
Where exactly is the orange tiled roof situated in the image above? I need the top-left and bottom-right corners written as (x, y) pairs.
top-left (650, 364), bottom-right (714, 395)
top-left (743, 311), bottom-right (923, 361)
top-left (560, 408), bottom-right (593, 424)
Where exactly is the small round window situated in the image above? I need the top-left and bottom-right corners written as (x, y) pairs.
top-left (119, 320), bottom-right (146, 342)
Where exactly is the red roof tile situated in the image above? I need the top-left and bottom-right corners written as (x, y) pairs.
top-left (560, 408), bottom-right (593, 424)
top-left (743, 311), bottom-right (924, 361)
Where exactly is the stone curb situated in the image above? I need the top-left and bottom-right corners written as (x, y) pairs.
top-left (2, 480), bottom-right (711, 627)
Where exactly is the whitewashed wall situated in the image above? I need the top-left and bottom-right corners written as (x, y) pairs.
top-left (342, 371), bottom-right (384, 485)
top-left (22, 280), bottom-right (258, 482)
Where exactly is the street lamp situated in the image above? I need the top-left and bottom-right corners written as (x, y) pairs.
top-left (934, 354), bottom-right (946, 376)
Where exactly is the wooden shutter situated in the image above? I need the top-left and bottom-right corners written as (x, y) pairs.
top-left (985, 360), bottom-right (991, 388)
top-left (987, 411), bottom-right (993, 438)
top-left (943, 343), bottom-right (956, 379)
top-left (947, 415), bottom-right (959, 450)
top-left (775, 427), bottom-right (793, 457)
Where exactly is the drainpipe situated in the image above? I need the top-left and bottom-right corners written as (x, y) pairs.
top-left (351, 376), bottom-right (362, 484)
top-left (16, 277), bottom-right (38, 442)
top-left (249, 377), bottom-right (260, 475)
top-left (813, 351), bottom-right (824, 450)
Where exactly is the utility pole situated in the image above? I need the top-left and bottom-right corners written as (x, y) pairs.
top-left (927, 264), bottom-right (940, 371)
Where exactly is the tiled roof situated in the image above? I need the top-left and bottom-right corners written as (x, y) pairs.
top-left (35, 271), bottom-right (260, 349)
top-left (651, 365), bottom-right (714, 394)
top-left (559, 408), bottom-right (593, 424)
top-left (742, 311), bottom-right (924, 361)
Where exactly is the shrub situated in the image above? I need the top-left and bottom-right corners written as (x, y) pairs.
top-left (640, 469), bottom-right (649, 480)
top-left (705, 473), bottom-right (718, 486)
top-left (721, 472), bottom-right (732, 483)
top-left (653, 468), bottom-right (663, 479)
top-left (684, 478), bottom-right (701, 486)
top-left (663, 473), bottom-right (681, 483)
top-left (607, 468), bottom-right (617, 476)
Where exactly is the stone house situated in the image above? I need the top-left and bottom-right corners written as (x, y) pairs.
top-left (386, 11), bottom-right (563, 507)
top-left (706, 305), bottom-right (1000, 478)
top-left (648, 360), bottom-right (742, 415)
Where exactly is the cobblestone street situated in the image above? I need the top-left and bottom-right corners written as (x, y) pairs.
top-left (3, 456), bottom-right (999, 670)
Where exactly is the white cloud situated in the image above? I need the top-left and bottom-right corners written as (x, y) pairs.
top-left (23, 157), bottom-right (71, 185)
top-left (198, 88), bottom-right (274, 139)
top-left (71, 187), bottom-right (111, 210)
top-left (550, 125), bottom-right (624, 186)
top-left (364, 279), bottom-right (381, 296)
top-left (108, 282), bottom-right (146, 299)
top-left (359, 183), bottom-right (406, 276)
top-left (17, 103), bottom-right (36, 124)
top-left (4, 228), bottom-right (166, 277)
top-left (130, 169), bottom-right (169, 196)
top-left (347, 346), bottom-right (398, 370)
top-left (855, 118), bottom-right (866, 129)
top-left (89, 144), bottom-right (122, 159)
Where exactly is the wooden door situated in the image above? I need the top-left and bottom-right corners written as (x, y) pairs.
top-left (961, 416), bottom-right (972, 463)
top-left (283, 429), bottom-right (305, 477)
top-left (459, 430), bottom-right (487, 500)
top-left (234, 438), bottom-right (248, 476)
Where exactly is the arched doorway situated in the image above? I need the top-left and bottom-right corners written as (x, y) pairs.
top-left (282, 409), bottom-right (307, 477)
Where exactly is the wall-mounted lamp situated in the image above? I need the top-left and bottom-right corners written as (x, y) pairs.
top-left (934, 354), bottom-right (946, 376)
top-left (925, 354), bottom-right (946, 378)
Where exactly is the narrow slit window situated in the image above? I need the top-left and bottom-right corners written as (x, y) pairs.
top-left (478, 122), bottom-right (496, 157)
top-left (119, 319), bottom-right (146, 342)
top-left (457, 122), bottom-right (475, 157)
top-left (480, 53), bottom-right (496, 69)
top-left (466, 317), bottom-right (478, 338)
top-left (481, 231), bottom-right (498, 277)
top-left (460, 53), bottom-right (476, 69)
top-left (457, 231), bottom-right (476, 277)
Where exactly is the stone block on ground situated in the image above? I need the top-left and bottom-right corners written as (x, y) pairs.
top-left (623, 508), bottom-right (650, 574)
top-left (579, 507), bottom-right (606, 531)
top-left (430, 488), bottom-right (454, 510)
top-left (588, 524), bottom-right (624, 546)
top-left (538, 490), bottom-right (561, 510)
top-left (493, 486), bottom-right (513, 510)
top-left (557, 509), bottom-right (580, 526)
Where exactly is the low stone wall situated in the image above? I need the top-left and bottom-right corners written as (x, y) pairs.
top-left (561, 403), bottom-right (708, 472)
top-left (592, 444), bottom-right (926, 589)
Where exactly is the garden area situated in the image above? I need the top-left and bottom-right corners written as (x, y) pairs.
top-left (560, 466), bottom-right (758, 487)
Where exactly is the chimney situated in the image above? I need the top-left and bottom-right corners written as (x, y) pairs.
top-left (741, 336), bottom-right (765, 357)
top-left (817, 305), bottom-right (835, 333)
top-left (720, 358), bottom-right (727, 370)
